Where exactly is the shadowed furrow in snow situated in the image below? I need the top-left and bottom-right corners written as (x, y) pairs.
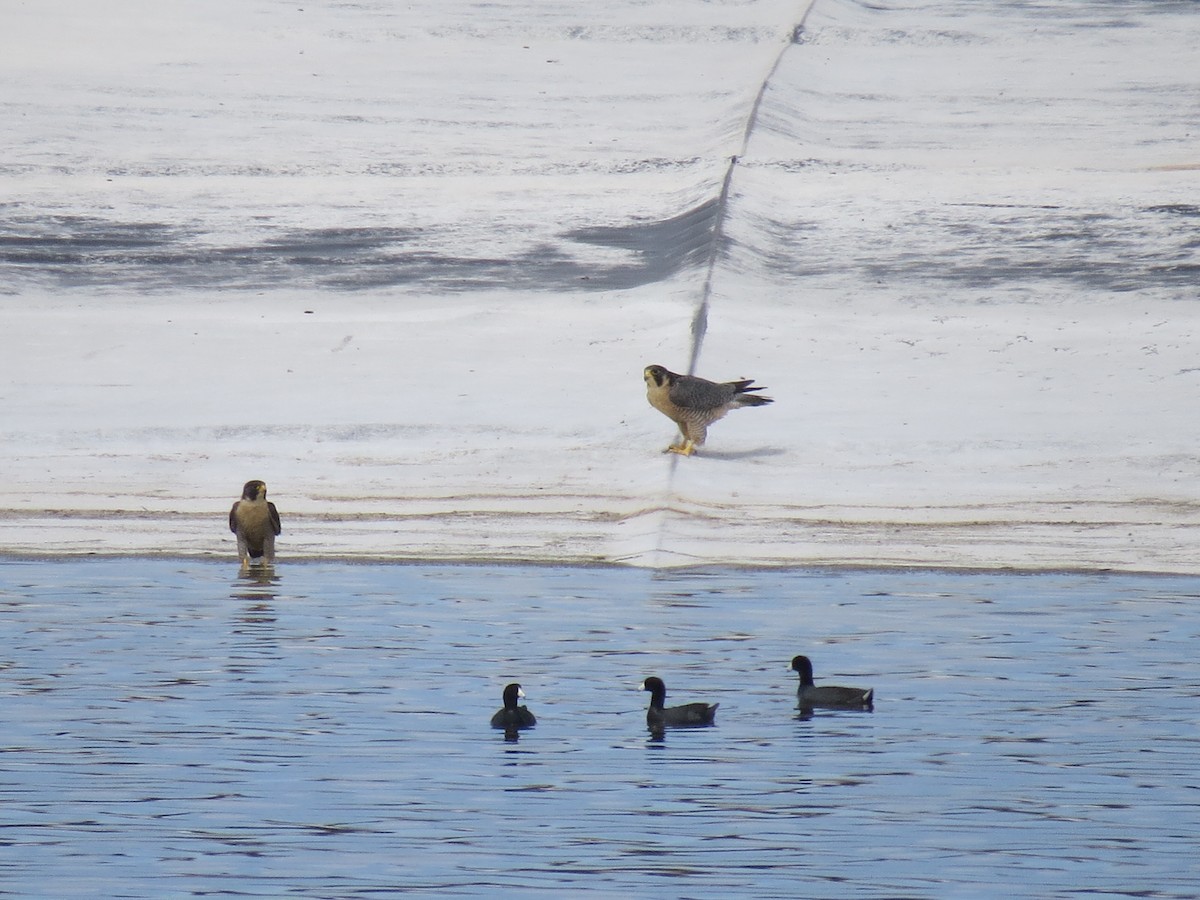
top-left (0, 207), bottom-right (731, 294)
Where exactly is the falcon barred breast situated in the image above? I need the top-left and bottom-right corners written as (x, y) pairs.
top-left (643, 364), bottom-right (773, 456)
top-left (229, 479), bottom-right (282, 569)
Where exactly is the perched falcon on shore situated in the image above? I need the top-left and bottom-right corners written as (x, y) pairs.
top-left (643, 364), bottom-right (773, 456)
top-left (229, 480), bottom-right (282, 569)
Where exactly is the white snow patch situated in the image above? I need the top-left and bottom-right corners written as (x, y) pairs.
top-left (1, 0), bottom-right (1197, 570)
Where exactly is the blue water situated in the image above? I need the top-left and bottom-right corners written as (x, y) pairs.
top-left (1, 559), bottom-right (1197, 898)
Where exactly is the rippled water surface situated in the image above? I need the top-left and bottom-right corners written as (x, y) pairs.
top-left (2, 560), bottom-right (1197, 898)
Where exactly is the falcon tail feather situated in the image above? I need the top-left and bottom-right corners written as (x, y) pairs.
top-left (736, 394), bottom-right (773, 407)
top-left (730, 379), bottom-right (773, 406)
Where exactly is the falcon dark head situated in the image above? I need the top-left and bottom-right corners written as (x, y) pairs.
top-left (643, 364), bottom-right (678, 389)
top-left (241, 480), bottom-right (267, 501)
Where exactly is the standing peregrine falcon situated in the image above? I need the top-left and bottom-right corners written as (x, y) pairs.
top-left (643, 364), bottom-right (773, 456)
top-left (229, 480), bottom-right (282, 569)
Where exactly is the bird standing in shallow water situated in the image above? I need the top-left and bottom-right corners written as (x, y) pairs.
top-left (641, 676), bottom-right (718, 728)
top-left (643, 364), bottom-right (773, 456)
top-left (791, 655), bottom-right (873, 710)
top-left (229, 480), bottom-right (282, 570)
top-left (491, 683), bottom-right (536, 730)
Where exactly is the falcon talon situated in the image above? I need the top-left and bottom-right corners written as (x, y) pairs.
top-left (644, 364), bottom-right (773, 455)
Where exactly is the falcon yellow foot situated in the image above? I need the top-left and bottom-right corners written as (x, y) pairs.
top-left (666, 441), bottom-right (696, 456)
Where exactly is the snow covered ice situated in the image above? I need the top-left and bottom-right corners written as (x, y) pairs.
top-left (1, 0), bottom-right (1197, 570)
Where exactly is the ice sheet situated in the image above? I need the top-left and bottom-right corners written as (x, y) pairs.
top-left (2, 0), bottom-right (1197, 570)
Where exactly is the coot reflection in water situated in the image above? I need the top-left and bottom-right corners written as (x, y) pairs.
top-left (2, 559), bottom-right (1197, 898)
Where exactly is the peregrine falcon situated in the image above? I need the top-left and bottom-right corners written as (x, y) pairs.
top-left (229, 480), bottom-right (282, 569)
top-left (643, 364), bottom-right (773, 456)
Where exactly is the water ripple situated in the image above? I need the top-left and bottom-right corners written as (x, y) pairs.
top-left (1, 560), bottom-right (1197, 897)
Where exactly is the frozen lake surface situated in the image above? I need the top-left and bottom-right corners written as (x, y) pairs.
top-left (2, 558), bottom-right (1197, 897)
top-left (3, 0), bottom-right (1198, 571)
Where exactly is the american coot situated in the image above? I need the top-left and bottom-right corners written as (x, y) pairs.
top-left (643, 364), bottom-right (773, 456)
top-left (791, 655), bottom-right (873, 709)
top-left (491, 683), bottom-right (537, 730)
top-left (229, 480), bottom-right (282, 570)
top-left (641, 676), bottom-right (718, 727)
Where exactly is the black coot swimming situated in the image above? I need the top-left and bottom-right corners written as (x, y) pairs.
top-left (791, 655), bottom-right (873, 709)
top-left (641, 676), bottom-right (717, 728)
top-left (491, 683), bottom-right (537, 730)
